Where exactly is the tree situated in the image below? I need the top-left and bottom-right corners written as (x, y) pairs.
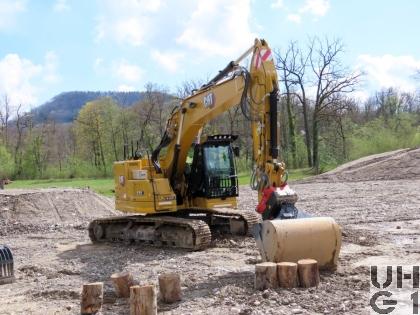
top-left (13, 105), bottom-right (32, 176)
top-left (275, 42), bottom-right (313, 167)
top-left (308, 37), bottom-right (361, 172)
top-left (0, 145), bottom-right (13, 178)
top-left (275, 44), bottom-right (299, 168)
top-left (130, 84), bottom-right (167, 152)
top-left (74, 98), bottom-right (121, 174)
top-left (0, 95), bottom-right (11, 146)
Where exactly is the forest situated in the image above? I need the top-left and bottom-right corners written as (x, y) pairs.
top-left (1, 37), bottom-right (419, 180)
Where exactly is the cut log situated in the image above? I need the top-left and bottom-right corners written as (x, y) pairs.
top-left (277, 262), bottom-right (298, 289)
top-left (158, 273), bottom-right (181, 303)
top-left (255, 262), bottom-right (278, 290)
top-left (80, 282), bottom-right (103, 314)
top-left (130, 284), bottom-right (157, 315)
top-left (298, 259), bottom-right (320, 288)
top-left (111, 271), bottom-right (134, 298)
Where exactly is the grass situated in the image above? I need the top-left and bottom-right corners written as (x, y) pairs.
top-left (7, 178), bottom-right (115, 196)
top-left (6, 168), bottom-right (314, 197)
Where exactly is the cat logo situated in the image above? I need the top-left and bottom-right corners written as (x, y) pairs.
top-left (203, 92), bottom-right (215, 108)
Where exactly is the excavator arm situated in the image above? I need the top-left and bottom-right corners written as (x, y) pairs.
top-left (152, 39), bottom-right (287, 202)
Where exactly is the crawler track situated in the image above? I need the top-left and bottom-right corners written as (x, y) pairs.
top-left (88, 209), bottom-right (261, 250)
top-left (89, 215), bottom-right (212, 250)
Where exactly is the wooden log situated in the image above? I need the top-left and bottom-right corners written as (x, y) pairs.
top-left (130, 284), bottom-right (157, 315)
top-left (158, 273), bottom-right (181, 303)
top-left (298, 259), bottom-right (320, 288)
top-left (277, 262), bottom-right (298, 289)
top-left (111, 271), bottom-right (134, 298)
top-left (80, 282), bottom-right (103, 314)
top-left (255, 262), bottom-right (278, 290)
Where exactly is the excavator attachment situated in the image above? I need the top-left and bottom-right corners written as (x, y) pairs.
top-left (254, 217), bottom-right (342, 271)
top-left (0, 245), bottom-right (14, 285)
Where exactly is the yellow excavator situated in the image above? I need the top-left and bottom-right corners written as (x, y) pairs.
top-left (88, 39), bottom-right (342, 269)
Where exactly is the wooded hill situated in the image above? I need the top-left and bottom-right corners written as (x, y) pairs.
top-left (30, 91), bottom-right (150, 123)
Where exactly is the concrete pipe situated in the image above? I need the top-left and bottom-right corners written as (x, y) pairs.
top-left (256, 217), bottom-right (342, 271)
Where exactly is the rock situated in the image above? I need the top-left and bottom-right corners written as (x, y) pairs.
top-left (65, 305), bottom-right (72, 311)
top-left (239, 308), bottom-right (252, 315)
top-left (291, 309), bottom-right (302, 314)
top-left (229, 240), bottom-right (238, 246)
top-left (396, 226), bottom-right (401, 229)
top-left (262, 290), bottom-right (270, 299)
top-left (282, 299), bottom-right (289, 305)
top-left (253, 301), bottom-right (261, 306)
top-left (358, 236), bottom-right (366, 242)
top-left (230, 307), bottom-right (241, 314)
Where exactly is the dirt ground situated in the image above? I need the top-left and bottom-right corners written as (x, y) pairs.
top-left (1, 151), bottom-right (419, 315)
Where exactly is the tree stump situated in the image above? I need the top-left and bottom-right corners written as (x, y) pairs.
top-left (111, 271), bottom-right (134, 298)
top-left (255, 262), bottom-right (278, 290)
top-left (81, 282), bottom-right (103, 314)
top-left (158, 273), bottom-right (181, 303)
top-left (277, 262), bottom-right (298, 289)
top-left (130, 284), bottom-right (157, 315)
top-left (298, 259), bottom-right (320, 288)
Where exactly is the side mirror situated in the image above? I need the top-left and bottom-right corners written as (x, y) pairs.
top-left (232, 146), bottom-right (240, 157)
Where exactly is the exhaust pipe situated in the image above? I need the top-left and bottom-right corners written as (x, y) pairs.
top-left (0, 245), bottom-right (14, 285)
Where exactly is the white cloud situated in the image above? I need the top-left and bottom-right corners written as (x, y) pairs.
top-left (0, 0), bottom-right (26, 31)
top-left (53, 0), bottom-right (70, 12)
top-left (287, 13), bottom-right (302, 24)
top-left (95, 0), bottom-right (162, 47)
top-left (176, 0), bottom-right (256, 57)
top-left (357, 54), bottom-right (420, 92)
top-left (151, 50), bottom-right (184, 73)
top-left (286, 0), bottom-right (330, 24)
top-left (115, 60), bottom-right (143, 82)
top-left (114, 18), bottom-right (146, 47)
top-left (0, 51), bottom-right (59, 107)
top-left (300, 0), bottom-right (330, 16)
top-left (271, 0), bottom-right (284, 9)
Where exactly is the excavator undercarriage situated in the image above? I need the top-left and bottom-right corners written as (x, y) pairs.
top-left (89, 207), bottom-right (261, 250)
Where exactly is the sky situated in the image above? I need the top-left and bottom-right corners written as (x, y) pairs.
top-left (1, 0), bottom-right (420, 110)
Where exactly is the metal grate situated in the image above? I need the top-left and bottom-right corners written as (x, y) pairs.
top-left (205, 175), bottom-right (239, 199)
top-left (0, 245), bottom-right (14, 285)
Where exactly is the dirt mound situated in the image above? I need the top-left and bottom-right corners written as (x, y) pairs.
top-left (0, 188), bottom-right (118, 233)
top-left (301, 148), bottom-right (420, 183)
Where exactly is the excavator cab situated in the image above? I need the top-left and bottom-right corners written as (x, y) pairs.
top-left (187, 135), bottom-right (239, 200)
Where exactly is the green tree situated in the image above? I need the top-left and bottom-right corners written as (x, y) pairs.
top-left (0, 145), bottom-right (14, 178)
top-left (74, 98), bottom-right (122, 175)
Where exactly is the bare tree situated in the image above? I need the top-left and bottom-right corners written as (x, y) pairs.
top-left (176, 79), bottom-right (205, 99)
top-left (0, 95), bottom-right (11, 146)
top-left (14, 105), bottom-right (32, 175)
top-left (275, 42), bottom-right (313, 167)
top-left (275, 44), bottom-right (298, 168)
top-left (308, 37), bottom-right (361, 172)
